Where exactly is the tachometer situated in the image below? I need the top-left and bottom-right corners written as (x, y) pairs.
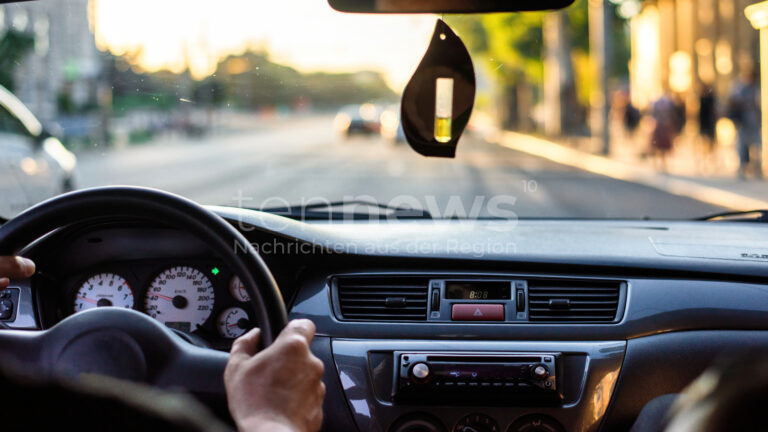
top-left (74, 273), bottom-right (133, 313)
top-left (217, 307), bottom-right (250, 338)
top-left (144, 266), bottom-right (214, 332)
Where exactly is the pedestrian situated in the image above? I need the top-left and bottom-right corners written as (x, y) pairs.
top-left (698, 83), bottom-right (718, 172)
top-left (728, 64), bottom-right (762, 180)
top-left (624, 101), bottom-right (641, 135)
top-left (650, 93), bottom-right (677, 173)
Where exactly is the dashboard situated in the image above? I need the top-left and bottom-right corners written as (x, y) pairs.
top-left (6, 208), bottom-right (768, 432)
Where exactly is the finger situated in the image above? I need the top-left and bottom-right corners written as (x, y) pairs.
top-left (309, 406), bottom-right (324, 432)
top-left (0, 278), bottom-right (8, 290)
top-left (0, 257), bottom-right (35, 279)
top-left (279, 319), bottom-right (316, 345)
top-left (230, 327), bottom-right (261, 360)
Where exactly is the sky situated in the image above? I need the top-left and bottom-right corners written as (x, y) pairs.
top-left (91, 0), bottom-right (438, 89)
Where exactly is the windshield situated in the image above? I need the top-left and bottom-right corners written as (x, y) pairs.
top-left (0, 0), bottom-right (760, 220)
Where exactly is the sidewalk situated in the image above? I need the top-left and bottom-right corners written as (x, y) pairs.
top-left (492, 126), bottom-right (768, 211)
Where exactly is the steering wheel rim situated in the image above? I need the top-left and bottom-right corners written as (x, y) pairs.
top-left (0, 186), bottom-right (287, 346)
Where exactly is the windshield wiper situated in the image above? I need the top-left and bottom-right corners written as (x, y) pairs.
top-left (697, 210), bottom-right (768, 222)
top-left (260, 200), bottom-right (432, 220)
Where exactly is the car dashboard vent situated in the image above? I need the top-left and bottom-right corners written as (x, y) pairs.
top-left (336, 277), bottom-right (429, 321)
top-left (528, 279), bottom-right (621, 322)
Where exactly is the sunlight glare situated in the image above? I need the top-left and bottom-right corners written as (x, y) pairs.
top-left (90, 0), bottom-right (436, 89)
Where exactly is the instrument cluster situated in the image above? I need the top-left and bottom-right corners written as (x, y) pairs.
top-left (62, 259), bottom-right (254, 348)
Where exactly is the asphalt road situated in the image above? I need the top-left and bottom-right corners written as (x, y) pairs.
top-left (76, 114), bottom-right (725, 219)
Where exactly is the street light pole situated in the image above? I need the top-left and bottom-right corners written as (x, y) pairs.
top-left (745, 1), bottom-right (768, 174)
top-left (589, 0), bottom-right (612, 155)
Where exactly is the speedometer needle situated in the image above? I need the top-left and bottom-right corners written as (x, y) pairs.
top-left (153, 293), bottom-right (174, 301)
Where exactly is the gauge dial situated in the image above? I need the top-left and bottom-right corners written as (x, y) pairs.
top-left (144, 266), bottom-right (214, 332)
top-left (229, 275), bottom-right (251, 302)
top-left (217, 307), bottom-right (250, 338)
top-left (74, 273), bottom-right (133, 313)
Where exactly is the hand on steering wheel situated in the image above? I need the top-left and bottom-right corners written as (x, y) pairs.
top-left (225, 320), bottom-right (325, 432)
top-left (0, 256), bottom-right (35, 289)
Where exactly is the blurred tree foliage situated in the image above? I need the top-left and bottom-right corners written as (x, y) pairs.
top-left (107, 51), bottom-right (396, 113)
top-left (0, 30), bottom-right (35, 91)
top-left (446, 0), bottom-right (630, 129)
top-left (212, 52), bottom-right (396, 109)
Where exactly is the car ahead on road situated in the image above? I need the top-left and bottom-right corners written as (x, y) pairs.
top-left (333, 103), bottom-right (381, 137)
top-left (0, 84), bottom-right (76, 218)
top-left (2, 0), bottom-right (768, 432)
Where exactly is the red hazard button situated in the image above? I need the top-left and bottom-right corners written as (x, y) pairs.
top-left (451, 304), bottom-right (504, 321)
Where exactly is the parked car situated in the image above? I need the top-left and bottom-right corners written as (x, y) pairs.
top-left (0, 84), bottom-right (76, 218)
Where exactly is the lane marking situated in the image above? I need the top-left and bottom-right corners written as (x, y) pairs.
top-left (497, 131), bottom-right (768, 211)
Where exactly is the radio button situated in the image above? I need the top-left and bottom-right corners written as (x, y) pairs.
top-left (531, 364), bottom-right (550, 380)
top-left (451, 304), bottom-right (504, 321)
top-left (411, 362), bottom-right (431, 380)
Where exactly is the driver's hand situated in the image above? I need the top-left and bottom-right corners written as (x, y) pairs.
top-left (0, 256), bottom-right (35, 289)
top-left (224, 319), bottom-right (325, 432)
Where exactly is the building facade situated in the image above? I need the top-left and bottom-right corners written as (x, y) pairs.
top-left (0, 0), bottom-right (101, 125)
top-left (629, 0), bottom-right (759, 111)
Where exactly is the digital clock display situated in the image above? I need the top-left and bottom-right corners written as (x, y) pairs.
top-left (445, 281), bottom-right (511, 300)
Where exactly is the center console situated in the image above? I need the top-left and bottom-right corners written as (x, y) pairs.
top-left (316, 273), bottom-right (630, 431)
top-left (331, 340), bottom-right (625, 432)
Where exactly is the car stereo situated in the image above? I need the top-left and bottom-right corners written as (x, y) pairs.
top-left (393, 351), bottom-right (561, 404)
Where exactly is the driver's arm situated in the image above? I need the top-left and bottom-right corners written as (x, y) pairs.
top-left (224, 319), bottom-right (325, 432)
top-left (0, 256), bottom-right (35, 289)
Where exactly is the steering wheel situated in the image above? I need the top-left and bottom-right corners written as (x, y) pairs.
top-left (0, 186), bottom-right (287, 394)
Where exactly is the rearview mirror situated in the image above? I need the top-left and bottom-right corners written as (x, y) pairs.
top-left (327, 0), bottom-right (575, 13)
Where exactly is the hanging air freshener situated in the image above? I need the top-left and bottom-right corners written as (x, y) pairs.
top-left (401, 19), bottom-right (476, 158)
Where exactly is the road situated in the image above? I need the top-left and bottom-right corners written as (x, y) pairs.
top-left (76, 114), bottom-right (724, 219)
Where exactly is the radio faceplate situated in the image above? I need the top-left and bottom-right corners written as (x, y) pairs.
top-left (394, 351), bottom-right (561, 404)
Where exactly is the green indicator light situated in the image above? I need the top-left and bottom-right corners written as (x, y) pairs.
top-left (211, 267), bottom-right (220, 276)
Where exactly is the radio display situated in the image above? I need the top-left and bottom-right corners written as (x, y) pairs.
top-left (445, 281), bottom-right (511, 300)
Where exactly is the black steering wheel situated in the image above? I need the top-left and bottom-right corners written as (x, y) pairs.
top-left (0, 186), bottom-right (287, 394)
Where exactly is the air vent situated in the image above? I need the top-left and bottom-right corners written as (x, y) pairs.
top-left (336, 277), bottom-right (429, 321)
top-left (528, 279), bottom-right (621, 322)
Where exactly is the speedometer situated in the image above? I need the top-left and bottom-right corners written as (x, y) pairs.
top-left (144, 266), bottom-right (214, 332)
top-left (74, 273), bottom-right (133, 313)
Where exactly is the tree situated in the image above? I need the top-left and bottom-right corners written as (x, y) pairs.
top-left (446, 0), bottom-right (630, 133)
top-left (0, 30), bottom-right (35, 91)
